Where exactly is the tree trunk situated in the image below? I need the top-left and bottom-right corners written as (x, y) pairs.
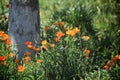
top-left (8, 0), bottom-right (40, 59)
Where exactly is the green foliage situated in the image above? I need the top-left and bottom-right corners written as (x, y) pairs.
top-left (49, 0), bottom-right (120, 57)
top-left (0, 0), bottom-right (120, 80)
top-left (0, 33), bottom-right (43, 80)
top-left (40, 0), bottom-right (120, 79)
top-left (40, 24), bottom-right (93, 80)
top-left (0, 0), bottom-right (9, 32)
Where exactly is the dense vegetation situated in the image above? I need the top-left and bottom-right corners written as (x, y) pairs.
top-left (0, 0), bottom-right (120, 80)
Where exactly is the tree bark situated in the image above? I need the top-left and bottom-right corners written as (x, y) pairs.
top-left (8, 0), bottom-right (40, 59)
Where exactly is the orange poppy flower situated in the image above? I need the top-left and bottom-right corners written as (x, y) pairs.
top-left (18, 65), bottom-right (24, 72)
top-left (0, 56), bottom-right (6, 61)
top-left (30, 46), bottom-right (36, 50)
top-left (53, 21), bottom-right (58, 25)
top-left (66, 27), bottom-right (79, 37)
top-left (66, 30), bottom-right (75, 37)
top-left (41, 40), bottom-right (47, 45)
top-left (115, 54), bottom-right (120, 60)
top-left (25, 51), bottom-right (31, 56)
top-left (104, 61), bottom-right (110, 70)
top-left (55, 37), bottom-right (60, 42)
top-left (6, 39), bottom-right (12, 45)
top-left (25, 56), bottom-right (31, 61)
top-left (59, 21), bottom-right (64, 27)
top-left (27, 44), bottom-right (34, 49)
top-left (0, 31), bottom-right (4, 36)
top-left (33, 47), bottom-right (40, 52)
top-left (36, 59), bottom-right (43, 64)
top-left (85, 49), bottom-right (90, 59)
top-left (85, 49), bottom-right (90, 54)
top-left (25, 56), bottom-right (31, 64)
top-left (106, 61), bottom-right (110, 66)
top-left (66, 30), bottom-right (72, 35)
top-left (25, 41), bottom-right (32, 46)
top-left (64, 27), bottom-right (69, 31)
top-left (2, 34), bottom-right (9, 40)
top-left (104, 65), bottom-right (110, 70)
top-left (45, 26), bottom-right (50, 31)
top-left (50, 43), bottom-right (55, 48)
top-left (73, 27), bottom-right (80, 34)
top-left (15, 58), bottom-right (19, 63)
top-left (9, 52), bottom-right (15, 58)
top-left (56, 31), bottom-right (65, 39)
top-left (42, 45), bottom-right (47, 50)
top-left (111, 57), bottom-right (117, 67)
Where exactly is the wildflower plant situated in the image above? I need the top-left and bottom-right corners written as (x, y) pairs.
top-left (0, 31), bottom-right (44, 80)
top-left (39, 22), bottom-right (98, 80)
